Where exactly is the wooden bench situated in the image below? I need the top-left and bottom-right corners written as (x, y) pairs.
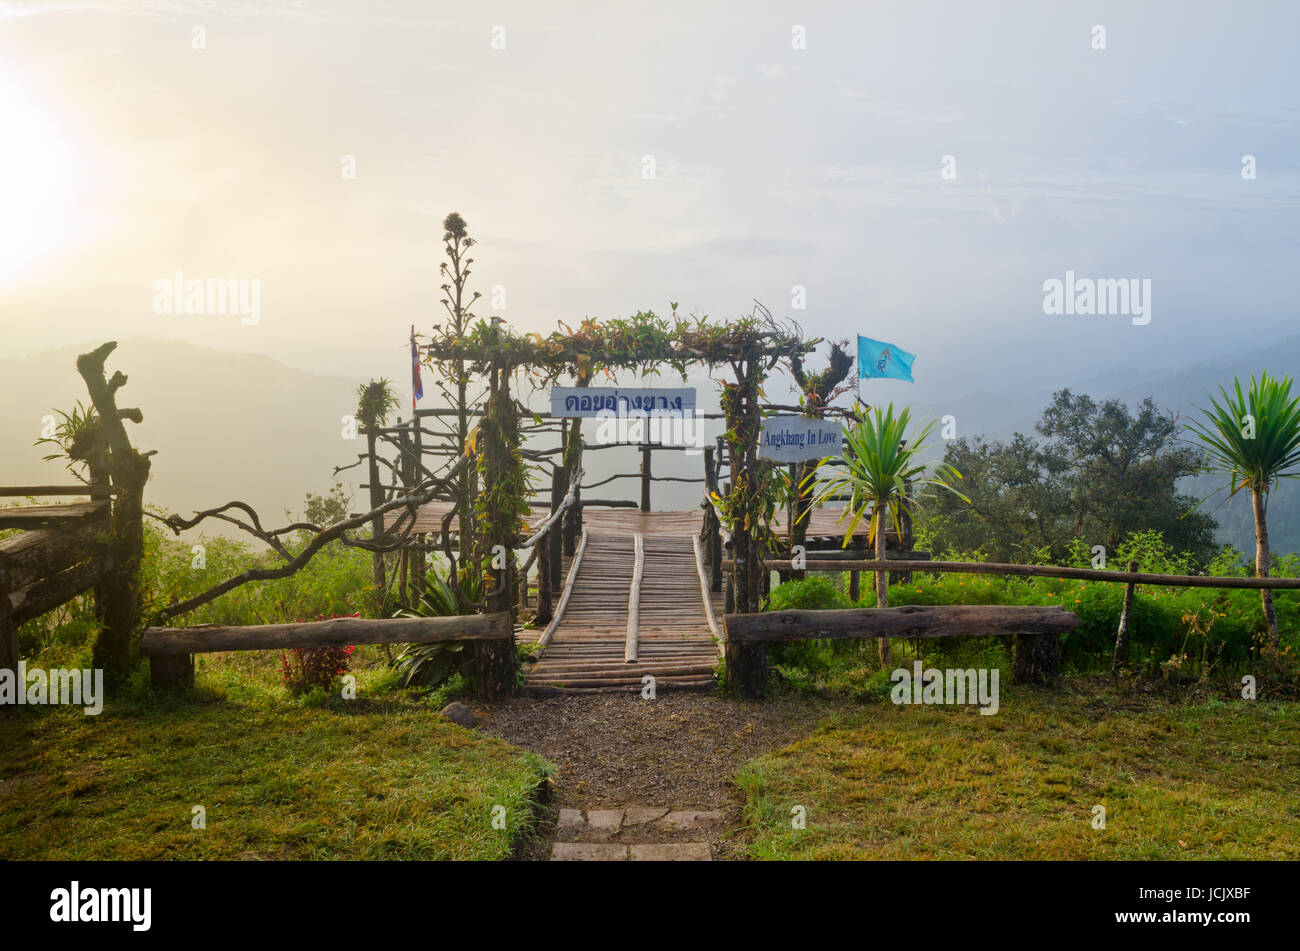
top-left (139, 612), bottom-right (516, 700)
top-left (723, 604), bottom-right (1080, 699)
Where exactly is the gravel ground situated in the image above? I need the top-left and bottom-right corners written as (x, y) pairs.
top-left (477, 691), bottom-right (833, 810)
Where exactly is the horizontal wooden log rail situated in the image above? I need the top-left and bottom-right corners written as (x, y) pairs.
top-left (140, 612), bottom-right (515, 699)
top-left (726, 604), bottom-right (1080, 643)
top-left (0, 484), bottom-right (113, 498)
top-left (723, 604), bottom-right (1079, 698)
top-left (727, 558), bottom-right (1300, 590)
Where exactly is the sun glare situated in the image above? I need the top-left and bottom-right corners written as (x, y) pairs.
top-left (0, 64), bottom-right (89, 289)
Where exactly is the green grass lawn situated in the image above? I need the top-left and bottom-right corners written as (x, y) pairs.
top-left (737, 677), bottom-right (1300, 860)
top-left (0, 649), bottom-right (552, 860)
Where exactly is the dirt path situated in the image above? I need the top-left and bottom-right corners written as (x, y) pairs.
top-left (477, 691), bottom-right (836, 859)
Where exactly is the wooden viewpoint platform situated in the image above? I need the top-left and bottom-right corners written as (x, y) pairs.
top-left (392, 504), bottom-right (857, 692)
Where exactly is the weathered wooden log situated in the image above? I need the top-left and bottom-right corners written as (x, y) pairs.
top-left (139, 611), bottom-right (512, 655)
top-left (724, 604), bottom-right (1080, 643)
top-left (624, 532), bottom-right (644, 662)
top-left (0, 501), bottom-right (109, 530)
top-left (9, 560), bottom-right (100, 626)
top-left (538, 530), bottom-right (587, 648)
top-left (728, 558), bottom-right (1300, 590)
top-left (0, 524), bottom-right (102, 592)
top-left (0, 484), bottom-right (112, 498)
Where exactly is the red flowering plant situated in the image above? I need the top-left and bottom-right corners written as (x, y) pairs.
top-left (279, 613), bottom-right (358, 694)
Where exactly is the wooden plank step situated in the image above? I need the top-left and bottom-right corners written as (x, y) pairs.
top-left (0, 501), bottom-right (109, 529)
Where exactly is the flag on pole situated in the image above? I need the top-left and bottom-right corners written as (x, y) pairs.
top-left (410, 326), bottom-right (423, 411)
top-left (857, 335), bottom-right (916, 382)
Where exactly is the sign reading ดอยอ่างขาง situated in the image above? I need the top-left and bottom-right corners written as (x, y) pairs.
top-left (550, 387), bottom-right (696, 418)
top-left (757, 416), bottom-right (843, 463)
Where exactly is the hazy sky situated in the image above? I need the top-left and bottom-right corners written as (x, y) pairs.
top-left (2, 0), bottom-right (1297, 410)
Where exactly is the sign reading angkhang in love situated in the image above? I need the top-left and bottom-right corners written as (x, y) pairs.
top-left (550, 387), bottom-right (696, 418)
top-left (757, 416), bottom-right (843, 463)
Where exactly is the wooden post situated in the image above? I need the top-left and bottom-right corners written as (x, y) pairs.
top-left (0, 567), bottom-right (17, 692)
top-left (537, 540), bottom-right (552, 624)
top-left (549, 471), bottom-right (564, 593)
top-left (640, 445), bottom-right (652, 512)
top-left (849, 533), bottom-right (862, 602)
top-left (704, 447), bottom-right (722, 593)
top-left (723, 539), bottom-right (735, 614)
top-left (1012, 633), bottom-right (1060, 686)
top-left (410, 420), bottom-right (426, 602)
top-left (536, 468), bottom-right (563, 625)
top-left (365, 428), bottom-right (387, 614)
top-left (150, 653), bottom-right (194, 690)
top-left (76, 342), bottom-right (150, 677)
top-left (1113, 560), bottom-right (1138, 675)
top-left (726, 639), bottom-right (766, 699)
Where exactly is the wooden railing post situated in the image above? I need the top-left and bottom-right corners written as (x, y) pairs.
top-left (726, 637), bottom-right (765, 700)
top-left (365, 428), bottom-right (387, 614)
top-left (640, 445), bottom-right (652, 512)
top-left (1112, 560), bottom-right (1138, 676)
top-left (474, 613), bottom-right (516, 701)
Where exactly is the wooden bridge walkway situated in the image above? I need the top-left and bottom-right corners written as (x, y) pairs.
top-left (520, 514), bottom-right (724, 693)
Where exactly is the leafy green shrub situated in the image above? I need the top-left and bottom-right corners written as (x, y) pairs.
top-left (767, 576), bottom-right (852, 612)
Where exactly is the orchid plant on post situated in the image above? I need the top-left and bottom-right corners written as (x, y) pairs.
top-left (813, 403), bottom-right (967, 664)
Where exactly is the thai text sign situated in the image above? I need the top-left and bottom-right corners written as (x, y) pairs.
top-left (551, 387), bottom-right (696, 418)
top-left (757, 416), bottom-right (843, 462)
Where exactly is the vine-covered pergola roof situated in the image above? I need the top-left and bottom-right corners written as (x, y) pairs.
top-left (420, 309), bottom-right (819, 381)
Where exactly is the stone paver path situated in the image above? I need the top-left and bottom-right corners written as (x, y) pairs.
top-left (548, 806), bottom-right (723, 861)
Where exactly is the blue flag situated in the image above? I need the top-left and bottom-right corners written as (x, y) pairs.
top-left (857, 335), bottom-right (915, 382)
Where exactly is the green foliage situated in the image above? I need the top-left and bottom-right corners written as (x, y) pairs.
top-left (34, 400), bottom-right (104, 479)
top-left (760, 529), bottom-right (1300, 699)
top-left (814, 403), bottom-right (966, 547)
top-left (391, 570), bottom-right (485, 689)
top-left (355, 379), bottom-right (400, 431)
top-left (301, 482), bottom-right (352, 526)
top-left (1188, 372), bottom-right (1300, 499)
top-left (138, 522), bottom-right (376, 628)
top-left (925, 390), bottom-right (1217, 564)
top-left (767, 576), bottom-right (852, 612)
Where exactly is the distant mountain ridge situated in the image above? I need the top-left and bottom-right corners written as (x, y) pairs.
top-left (2, 335), bottom-right (1296, 554)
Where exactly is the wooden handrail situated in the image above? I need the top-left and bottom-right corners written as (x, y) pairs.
top-left (726, 558), bottom-right (1300, 590)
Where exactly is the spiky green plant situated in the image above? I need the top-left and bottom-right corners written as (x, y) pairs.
top-left (813, 404), bottom-right (967, 662)
top-left (391, 569), bottom-right (485, 688)
top-left (1187, 373), bottom-right (1300, 644)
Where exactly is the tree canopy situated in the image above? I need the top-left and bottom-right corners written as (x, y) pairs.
top-left (923, 389), bottom-right (1217, 564)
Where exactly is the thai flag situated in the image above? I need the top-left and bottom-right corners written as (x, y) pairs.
top-left (411, 329), bottom-right (423, 410)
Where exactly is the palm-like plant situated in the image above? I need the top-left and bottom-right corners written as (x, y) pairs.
top-left (1187, 373), bottom-right (1300, 644)
top-left (812, 404), bottom-right (967, 663)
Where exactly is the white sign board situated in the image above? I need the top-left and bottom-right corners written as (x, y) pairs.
top-left (551, 387), bottom-right (696, 418)
top-left (757, 416), bottom-right (843, 463)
